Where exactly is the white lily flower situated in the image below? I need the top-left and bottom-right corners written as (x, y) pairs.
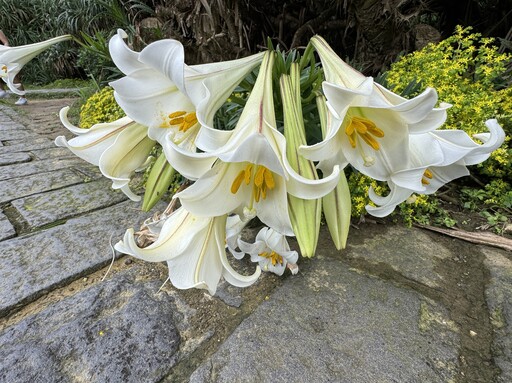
top-left (176, 52), bottom-right (340, 236)
top-left (366, 119), bottom-right (506, 217)
top-left (55, 107), bottom-right (155, 201)
top-left (108, 30), bottom-right (264, 179)
top-left (114, 207), bottom-right (261, 295)
top-left (238, 227), bottom-right (299, 276)
top-left (300, 35), bottom-right (449, 182)
top-left (0, 35), bottom-right (71, 95)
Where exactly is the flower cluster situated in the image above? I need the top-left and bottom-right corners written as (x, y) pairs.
top-left (57, 30), bottom-right (505, 295)
top-left (79, 86), bottom-right (125, 129)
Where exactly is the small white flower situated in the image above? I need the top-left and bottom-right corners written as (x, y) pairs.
top-left (238, 227), bottom-right (299, 276)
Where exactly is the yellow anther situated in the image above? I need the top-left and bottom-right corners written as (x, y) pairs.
top-left (345, 116), bottom-right (384, 151)
top-left (422, 169), bottom-right (433, 185)
top-left (231, 171), bottom-right (246, 194)
top-left (263, 169), bottom-right (275, 189)
top-left (259, 250), bottom-right (283, 266)
top-left (184, 112), bottom-right (197, 123)
top-left (244, 164), bottom-right (252, 184)
top-left (359, 133), bottom-right (380, 150)
top-left (169, 117), bottom-right (185, 125)
top-left (169, 111), bottom-right (187, 118)
top-left (231, 163), bottom-right (274, 205)
top-left (254, 166), bottom-right (266, 187)
top-left (167, 111), bottom-right (198, 132)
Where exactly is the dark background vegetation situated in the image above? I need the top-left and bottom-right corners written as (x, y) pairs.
top-left (0, 0), bottom-right (511, 85)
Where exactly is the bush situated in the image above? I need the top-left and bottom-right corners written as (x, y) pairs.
top-left (79, 86), bottom-right (125, 129)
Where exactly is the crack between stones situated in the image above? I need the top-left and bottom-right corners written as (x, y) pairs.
top-left (0, 255), bottom-right (134, 329)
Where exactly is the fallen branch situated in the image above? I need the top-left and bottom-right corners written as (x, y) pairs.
top-left (415, 224), bottom-right (512, 252)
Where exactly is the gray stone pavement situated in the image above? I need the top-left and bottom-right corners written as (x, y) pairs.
top-left (0, 102), bottom-right (511, 383)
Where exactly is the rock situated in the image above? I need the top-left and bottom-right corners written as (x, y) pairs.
top-left (11, 178), bottom-right (128, 229)
top-left (190, 234), bottom-right (460, 383)
top-left (0, 267), bottom-right (181, 383)
top-left (0, 157), bottom-right (88, 181)
top-left (0, 136), bottom-right (55, 153)
top-left (0, 200), bottom-right (145, 316)
top-left (0, 152), bottom-right (31, 165)
top-left (0, 168), bottom-right (85, 203)
top-left (482, 248), bottom-right (512, 382)
top-left (345, 224), bottom-right (449, 288)
top-left (0, 211), bottom-right (15, 240)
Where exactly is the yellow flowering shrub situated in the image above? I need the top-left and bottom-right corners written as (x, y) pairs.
top-left (79, 86), bottom-right (125, 129)
top-left (385, 25), bottom-right (512, 180)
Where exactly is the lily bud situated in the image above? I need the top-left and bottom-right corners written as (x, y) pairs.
top-left (142, 152), bottom-right (175, 212)
top-left (317, 95), bottom-right (351, 249)
top-left (281, 64), bottom-right (321, 257)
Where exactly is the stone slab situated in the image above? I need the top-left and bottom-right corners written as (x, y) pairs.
top-left (190, 235), bottom-right (460, 383)
top-left (0, 121), bottom-right (28, 130)
top-left (0, 137), bottom-right (55, 154)
top-left (346, 224), bottom-right (449, 288)
top-left (0, 157), bottom-right (88, 181)
top-left (0, 200), bottom-right (145, 316)
top-left (0, 129), bottom-right (33, 141)
top-left (0, 151), bottom-right (31, 166)
top-left (31, 146), bottom-right (80, 160)
top-left (0, 211), bottom-right (15, 241)
top-left (0, 267), bottom-right (180, 383)
top-left (482, 248), bottom-right (512, 382)
top-left (0, 168), bottom-right (85, 203)
top-left (11, 178), bottom-right (128, 229)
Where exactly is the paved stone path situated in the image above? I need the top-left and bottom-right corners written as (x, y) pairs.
top-left (0, 101), bottom-right (511, 383)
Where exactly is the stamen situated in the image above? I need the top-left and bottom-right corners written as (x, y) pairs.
top-left (422, 169), bottom-right (433, 185)
top-left (345, 116), bottom-right (384, 152)
top-left (244, 164), bottom-right (253, 184)
top-left (254, 166), bottom-right (266, 187)
top-left (359, 133), bottom-right (380, 150)
top-left (231, 171), bottom-right (246, 194)
top-left (169, 117), bottom-right (185, 125)
top-left (263, 169), bottom-right (275, 189)
top-left (169, 111), bottom-right (187, 118)
top-left (259, 250), bottom-right (284, 266)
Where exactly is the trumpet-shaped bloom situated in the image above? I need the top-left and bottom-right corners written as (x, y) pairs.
top-left (0, 35), bottom-right (71, 95)
top-left (55, 107), bottom-right (155, 201)
top-left (176, 52), bottom-right (341, 235)
top-left (300, 35), bottom-right (449, 182)
top-left (366, 119), bottom-right (506, 217)
top-left (237, 227), bottom-right (299, 276)
top-left (114, 207), bottom-right (261, 295)
top-left (108, 30), bottom-right (264, 179)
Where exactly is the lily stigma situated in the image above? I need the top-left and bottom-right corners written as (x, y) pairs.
top-left (231, 163), bottom-right (276, 205)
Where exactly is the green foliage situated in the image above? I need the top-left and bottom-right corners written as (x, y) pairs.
top-left (0, 0), bottom-right (154, 85)
top-left (79, 86), bottom-right (125, 129)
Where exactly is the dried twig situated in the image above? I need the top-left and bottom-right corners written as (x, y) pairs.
top-left (415, 224), bottom-right (512, 252)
